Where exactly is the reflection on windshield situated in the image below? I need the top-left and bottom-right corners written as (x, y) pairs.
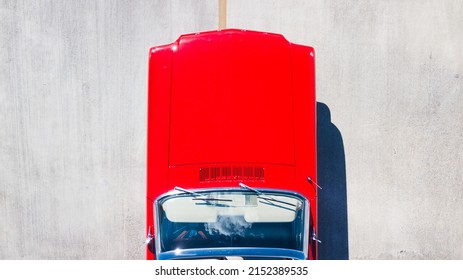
top-left (156, 190), bottom-right (307, 253)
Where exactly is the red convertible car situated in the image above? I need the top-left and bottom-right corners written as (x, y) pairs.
top-left (146, 29), bottom-right (318, 260)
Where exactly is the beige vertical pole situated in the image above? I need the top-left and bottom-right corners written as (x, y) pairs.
top-left (219, 0), bottom-right (227, 29)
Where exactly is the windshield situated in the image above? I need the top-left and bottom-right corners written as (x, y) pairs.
top-left (155, 189), bottom-right (308, 255)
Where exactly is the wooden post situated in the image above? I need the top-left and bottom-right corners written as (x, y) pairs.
top-left (219, 0), bottom-right (227, 29)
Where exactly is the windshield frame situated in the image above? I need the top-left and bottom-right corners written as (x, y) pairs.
top-left (154, 187), bottom-right (310, 259)
top-left (158, 247), bottom-right (305, 260)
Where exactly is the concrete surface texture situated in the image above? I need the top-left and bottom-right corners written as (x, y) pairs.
top-left (0, 0), bottom-right (462, 259)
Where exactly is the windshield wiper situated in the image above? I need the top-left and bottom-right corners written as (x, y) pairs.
top-left (238, 183), bottom-right (297, 209)
top-left (174, 186), bottom-right (233, 202)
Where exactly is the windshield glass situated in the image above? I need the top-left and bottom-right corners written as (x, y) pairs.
top-left (155, 189), bottom-right (308, 254)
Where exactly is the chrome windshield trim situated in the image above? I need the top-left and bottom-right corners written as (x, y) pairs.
top-left (158, 247), bottom-right (305, 260)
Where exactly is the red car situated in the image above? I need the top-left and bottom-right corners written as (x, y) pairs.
top-left (146, 29), bottom-right (318, 260)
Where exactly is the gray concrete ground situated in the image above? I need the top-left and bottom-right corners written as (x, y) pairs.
top-left (1, 0), bottom-right (462, 259)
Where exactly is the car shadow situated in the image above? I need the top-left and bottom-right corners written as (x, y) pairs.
top-left (317, 102), bottom-right (349, 260)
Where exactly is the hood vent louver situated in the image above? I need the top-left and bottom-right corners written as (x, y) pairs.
top-left (200, 166), bottom-right (264, 182)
